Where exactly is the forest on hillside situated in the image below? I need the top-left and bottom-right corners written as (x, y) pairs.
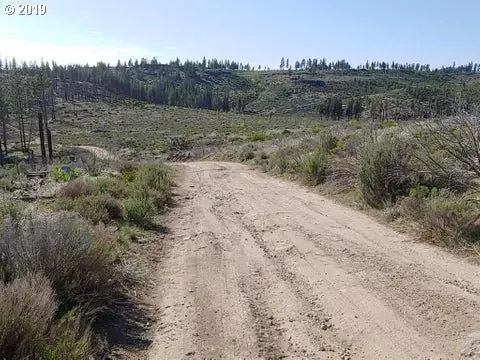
top-left (0, 55), bottom-right (480, 158)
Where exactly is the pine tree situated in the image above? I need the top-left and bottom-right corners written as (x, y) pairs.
top-left (332, 97), bottom-right (343, 120)
top-left (345, 98), bottom-right (354, 118)
top-left (353, 98), bottom-right (363, 119)
top-left (280, 57), bottom-right (285, 70)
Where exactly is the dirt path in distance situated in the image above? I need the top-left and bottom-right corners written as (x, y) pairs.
top-left (148, 161), bottom-right (480, 360)
top-left (71, 145), bottom-right (118, 161)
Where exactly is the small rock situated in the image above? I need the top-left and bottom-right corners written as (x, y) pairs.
top-left (461, 332), bottom-right (480, 358)
top-left (321, 324), bottom-right (328, 331)
top-left (185, 350), bottom-right (195, 356)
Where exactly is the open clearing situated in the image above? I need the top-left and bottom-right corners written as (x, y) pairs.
top-left (148, 161), bottom-right (480, 360)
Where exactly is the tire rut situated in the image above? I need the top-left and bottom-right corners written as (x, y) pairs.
top-left (148, 162), bottom-right (480, 360)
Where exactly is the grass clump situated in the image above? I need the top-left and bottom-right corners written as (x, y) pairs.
top-left (401, 189), bottom-right (480, 246)
top-left (0, 274), bottom-right (57, 359)
top-left (301, 149), bottom-right (330, 185)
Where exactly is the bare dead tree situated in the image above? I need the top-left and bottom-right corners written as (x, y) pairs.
top-left (411, 95), bottom-right (480, 191)
top-left (425, 98), bottom-right (480, 176)
top-left (38, 112), bottom-right (46, 163)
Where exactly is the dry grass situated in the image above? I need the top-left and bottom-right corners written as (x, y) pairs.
top-left (0, 212), bottom-right (118, 317)
top-left (0, 274), bottom-right (56, 359)
top-left (58, 179), bottom-right (94, 199)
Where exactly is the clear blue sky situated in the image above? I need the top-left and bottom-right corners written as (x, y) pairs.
top-left (0, 0), bottom-right (479, 68)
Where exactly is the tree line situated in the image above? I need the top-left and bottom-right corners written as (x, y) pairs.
top-left (279, 57), bottom-right (480, 74)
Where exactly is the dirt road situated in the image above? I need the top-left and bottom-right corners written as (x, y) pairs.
top-left (148, 161), bottom-right (480, 360)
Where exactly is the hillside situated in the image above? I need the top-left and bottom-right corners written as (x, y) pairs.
top-left (3, 58), bottom-right (479, 125)
top-left (103, 64), bottom-right (480, 118)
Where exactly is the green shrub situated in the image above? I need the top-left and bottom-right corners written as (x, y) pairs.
top-left (301, 150), bottom-right (330, 185)
top-left (0, 202), bottom-right (24, 224)
top-left (77, 195), bottom-right (123, 224)
top-left (419, 190), bottom-right (480, 245)
top-left (55, 194), bottom-right (123, 224)
top-left (359, 135), bottom-right (413, 208)
top-left (123, 196), bottom-right (155, 228)
top-left (154, 141), bottom-right (171, 153)
top-left (50, 166), bottom-right (82, 182)
top-left (246, 132), bottom-right (271, 142)
top-left (318, 131), bottom-right (339, 153)
top-left (81, 154), bottom-right (109, 177)
top-left (0, 178), bottom-right (15, 192)
top-left (40, 311), bottom-right (91, 360)
top-left (92, 176), bottom-right (127, 199)
top-left (348, 119), bottom-right (361, 128)
top-left (118, 162), bottom-right (138, 183)
top-left (0, 274), bottom-right (57, 360)
top-left (381, 119), bottom-right (397, 128)
top-left (409, 184), bottom-right (435, 198)
top-left (268, 148), bottom-right (296, 174)
top-left (135, 165), bottom-right (172, 193)
top-left (310, 124), bottom-right (325, 134)
top-left (238, 144), bottom-right (256, 162)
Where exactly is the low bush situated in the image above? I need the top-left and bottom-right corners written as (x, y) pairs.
top-left (317, 131), bottom-right (339, 153)
top-left (406, 190), bottom-right (480, 246)
top-left (92, 176), bottom-right (128, 199)
top-left (118, 162), bottom-right (138, 183)
top-left (50, 166), bottom-right (82, 182)
top-left (381, 119), bottom-right (397, 128)
top-left (359, 135), bottom-right (414, 208)
top-left (0, 201), bottom-right (24, 225)
top-left (0, 212), bottom-right (118, 317)
top-left (268, 147), bottom-right (298, 175)
top-left (301, 149), bottom-right (330, 185)
top-left (0, 177), bottom-right (15, 192)
top-left (134, 165), bottom-right (172, 193)
top-left (55, 195), bottom-right (123, 224)
top-left (348, 119), bottom-right (361, 128)
top-left (123, 195), bottom-right (156, 228)
top-left (238, 144), bottom-right (256, 161)
top-left (58, 180), bottom-right (94, 199)
top-left (246, 132), bottom-right (271, 142)
top-left (81, 154), bottom-right (109, 177)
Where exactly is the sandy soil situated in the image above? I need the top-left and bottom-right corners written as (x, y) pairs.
top-left (148, 161), bottom-right (480, 360)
